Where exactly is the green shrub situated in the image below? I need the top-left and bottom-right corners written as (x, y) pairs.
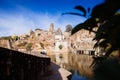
top-left (59, 44), bottom-right (63, 50)
top-left (26, 43), bottom-right (33, 51)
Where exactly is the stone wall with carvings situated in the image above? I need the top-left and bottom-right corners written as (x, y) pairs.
top-left (70, 29), bottom-right (97, 54)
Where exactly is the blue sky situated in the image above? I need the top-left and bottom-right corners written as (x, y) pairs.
top-left (0, 0), bottom-right (104, 36)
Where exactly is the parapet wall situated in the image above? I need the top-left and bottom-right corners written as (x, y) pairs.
top-left (0, 40), bottom-right (9, 48)
top-left (0, 47), bottom-right (51, 80)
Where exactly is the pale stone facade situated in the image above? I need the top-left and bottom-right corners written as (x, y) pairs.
top-left (70, 29), bottom-right (97, 55)
top-left (0, 40), bottom-right (11, 49)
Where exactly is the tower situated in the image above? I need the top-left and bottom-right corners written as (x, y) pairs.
top-left (49, 23), bottom-right (54, 32)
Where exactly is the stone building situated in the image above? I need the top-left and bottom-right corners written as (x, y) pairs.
top-left (34, 28), bottom-right (43, 37)
top-left (0, 22), bottom-right (97, 56)
top-left (54, 28), bottom-right (70, 53)
top-left (49, 23), bottom-right (55, 33)
top-left (70, 29), bottom-right (97, 55)
top-left (0, 40), bottom-right (12, 49)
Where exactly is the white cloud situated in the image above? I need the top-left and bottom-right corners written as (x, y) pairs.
top-left (0, 10), bottom-right (86, 37)
top-left (0, 14), bottom-right (35, 36)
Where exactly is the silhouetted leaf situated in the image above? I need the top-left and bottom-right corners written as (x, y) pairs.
top-left (105, 47), bottom-right (116, 57)
top-left (71, 23), bottom-right (84, 35)
top-left (91, 0), bottom-right (120, 22)
top-left (71, 18), bottom-right (97, 35)
top-left (74, 5), bottom-right (86, 17)
top-left (69, 0), bottom-right (120, 60)
top-left (87, 7), bottom-right (91, 13)
top-left (94, 58), bottom-right (120, 80)
top-left (84, 18), bottom-right (98, 30)
top-left (62, 12), bottom-right (84, 16)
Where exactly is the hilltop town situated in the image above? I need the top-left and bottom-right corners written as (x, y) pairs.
top-left (0, 23), bottom-right (98, 79)
top-left (0, 23), bottom-right (97, 56)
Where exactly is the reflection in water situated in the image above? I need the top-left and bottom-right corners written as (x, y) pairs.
top-left (67, 53), bottom-right (93, 79)
top-left (49, 52), bottom-right (93, 79)
top-left (71, 70), bottom-right (88, 80)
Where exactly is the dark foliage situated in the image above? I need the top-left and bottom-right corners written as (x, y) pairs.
top-left (74, 5), bottom-right (87, 17)
top-left (91, 0), bottom-right (120, 22)
top-left (62, 5), bottom-right (91, 17)
top-left (66, 0), bottom-right (120, 79)
top-left (71, 18), bottom-right (97, 35)
top-left (93, 58), bottom-right (120, 80)
top-left (68, 0), bottom-right (120, 57)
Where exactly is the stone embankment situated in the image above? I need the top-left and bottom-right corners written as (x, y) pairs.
top-left (0, 47), bottom-right (71, 80)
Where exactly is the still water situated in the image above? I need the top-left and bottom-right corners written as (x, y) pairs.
top-left (50, 52), bottom-right (93, 80)
top-left (71, 70), bottom-right (88, 80)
